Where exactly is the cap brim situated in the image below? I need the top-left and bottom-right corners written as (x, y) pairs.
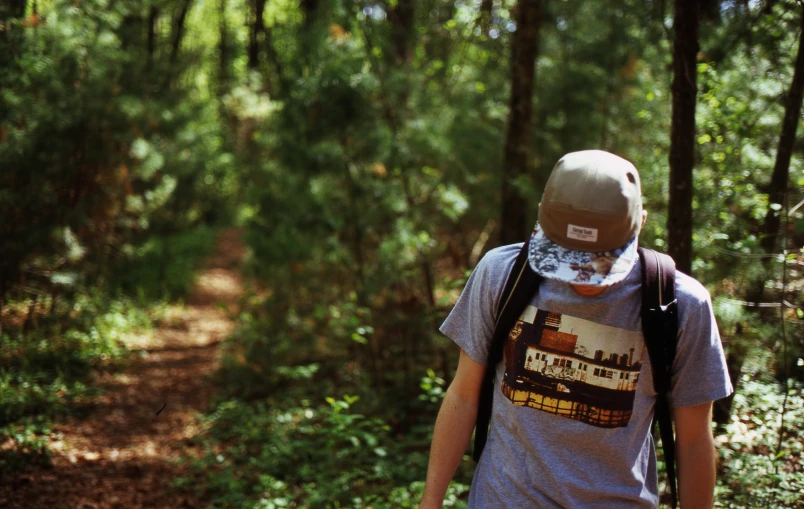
top-left (528, 223), bottom-right (638, 287)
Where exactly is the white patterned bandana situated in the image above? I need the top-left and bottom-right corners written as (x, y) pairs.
top-left (528, 223), bottom-right (638, 287)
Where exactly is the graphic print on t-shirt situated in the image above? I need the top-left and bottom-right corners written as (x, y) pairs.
top-left (501, 306), bottom-right (645, 428)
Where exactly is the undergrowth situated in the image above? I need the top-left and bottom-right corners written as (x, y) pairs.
top-left (0, 226), bottom-right (217, 475)
top-left (0, 295), bottom-right (150, 474)
top-left (715, 375), bottom-right (804, 508)
top-left (178, 333), bottom-right (473, 509)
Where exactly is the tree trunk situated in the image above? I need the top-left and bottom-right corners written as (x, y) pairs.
top-left (263, 19), bottom-right (284, 96)
top-left (762, 0), bottom-right (779, 15)
top-left (247, 0), bottom-right (267, 70)
top-left (760, 7), bottom-right (804, 254)
top-left (147, 7), bottom-right (158, 71)
top-left (666, 0), bottom-right (699, 275)
top-left (0, 0), bottom-right (28, 70)
top-left (0, 279), bottom-right (4, 339)
top-left (389, 0), bottom-right (415, 64)
top-left (300, 0), bottom-right (319, 27)
top-left (0, 0), bottom-right (27, 23)
top-left (165, 0), bottom-right (193, 87)
top-left (218, 0), bottom-right (230, 95)
top-left (249, 0), bottom-right (284, 96)
top-left (297, 0), bottom-right (320, 68)
top-left (169, 0), bottom-right (192, 64)
top-left (478, 0), bottom-right (493, 35)
top-left (500, 0), bottom-right (543, 246)
top-left (713, 324), bottom-right (748, 429)
top-left (23, 295), bottom-right (38, 334)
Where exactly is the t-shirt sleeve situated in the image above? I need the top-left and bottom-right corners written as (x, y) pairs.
top-left (668, 277), bottom-right (734, 408)
top-left (439, 245), bottom-right (520, 366)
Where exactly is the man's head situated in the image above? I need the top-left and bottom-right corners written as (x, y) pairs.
top-left (528, 150), bottom-right (646, 288)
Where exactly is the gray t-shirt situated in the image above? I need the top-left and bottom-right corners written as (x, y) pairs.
top-left (440, 243), bottom-right (733, 508)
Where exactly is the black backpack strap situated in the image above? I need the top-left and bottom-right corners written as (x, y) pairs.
top-left (638, 247), bottom-right (679, 509)
top-left (473, 242), bottom-right (542, 462)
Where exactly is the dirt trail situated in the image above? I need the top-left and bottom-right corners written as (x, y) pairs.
top-left (2, 229), bottom-right (246, 509)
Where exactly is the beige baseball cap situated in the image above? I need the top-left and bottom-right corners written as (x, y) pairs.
top-left (528, 150), bottom-right (643, 286)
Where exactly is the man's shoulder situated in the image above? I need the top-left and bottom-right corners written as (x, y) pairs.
top-left (475, 243), bottom-right (525, 278)
top-left (481, 243), bottom-right (525, 265)
top-left (468, 244), bottom-right (525, 297)
top-left (640, 249), bottom-right (711, 305)
top-left (672, 270), bottom-right (712, 305)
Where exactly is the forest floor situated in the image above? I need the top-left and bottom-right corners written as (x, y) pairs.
top-left (1, 229), bottom-right (246, 509)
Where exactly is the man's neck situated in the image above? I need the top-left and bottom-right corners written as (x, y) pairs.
top-left (570, 284), bottom-right (608, 297)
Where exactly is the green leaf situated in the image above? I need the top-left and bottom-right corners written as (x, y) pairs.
top-left (130, 138), bottom-right (150, 159)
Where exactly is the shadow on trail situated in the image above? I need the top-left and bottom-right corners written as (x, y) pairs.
top-left (1, 229), bottom-right (246, 509)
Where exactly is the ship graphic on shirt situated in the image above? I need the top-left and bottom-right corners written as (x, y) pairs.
top-left (501, 306), bottom-right (645, 428)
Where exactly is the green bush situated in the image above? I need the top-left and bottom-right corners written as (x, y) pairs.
top-left (179, 372), bottom-right (470, 508)
top-left (109, 226), bottom-right (217, 300)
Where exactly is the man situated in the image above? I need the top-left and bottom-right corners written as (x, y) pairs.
top-left (420, 150), bottom-right (732, 508)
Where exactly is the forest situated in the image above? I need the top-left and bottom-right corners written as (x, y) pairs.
top-left (0, 0), bottom-right (803, 507)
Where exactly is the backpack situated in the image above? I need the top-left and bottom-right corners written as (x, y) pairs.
top-left (472, 243), bottom-right (679, 509)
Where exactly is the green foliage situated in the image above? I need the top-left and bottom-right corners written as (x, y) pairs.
top-left (0, 0), bottom-right (239, 306)
top-left (716, 377), bottom-right (804, 508)
top-left (1, 2), bottom-right (146, 294)
top-left (109, 226), bottom-right (217, 300)
top-left (179, 377), bottom-right (469, 508)
top-left (3, 0), bottom-right (804, 506)
top-left (418, 368), bottom-right (447, 405)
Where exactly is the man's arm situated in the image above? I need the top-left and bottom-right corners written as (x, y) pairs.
top-left (673, 401), bottom-right (716, 509)
top-left (419, 349), bottom-right (486, 509)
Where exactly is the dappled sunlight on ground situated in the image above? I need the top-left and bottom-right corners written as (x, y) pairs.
top-left (1, 229), bottom-right (247, 509)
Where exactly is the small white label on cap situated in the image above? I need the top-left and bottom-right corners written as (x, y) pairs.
top-left (567, 224), bottom-right (598, 242)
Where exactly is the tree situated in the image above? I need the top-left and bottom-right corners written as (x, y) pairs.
top-left (218, 0), bottom-right (231, 94)
top-left (147, 6), bottom-right (159, 70)
top-left (165, 0), bottom-right (193, 87)
top-left (500, 0), bottom-right (544, 246)
top-left (247, 0), bottom-right (267, 70)
top-left (761, 6), bottom-right (804, 254)
top-left (0, 0), bottom-right (27, 74)
top-left (667, 0), bottom-right (700, 275)
top-left (389, 0), bottom-right (415, 64)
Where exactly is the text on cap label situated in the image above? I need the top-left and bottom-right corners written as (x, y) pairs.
top-left (567, 224), bottom-right (598, 243)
